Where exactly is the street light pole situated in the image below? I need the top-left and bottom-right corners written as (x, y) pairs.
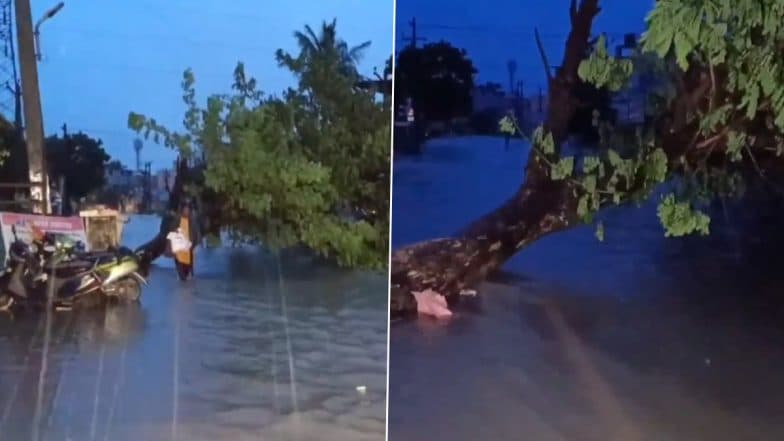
top-left (34, 2), bottom-right (64, 61)
top-left (14, 0), bottom-right (63, 214)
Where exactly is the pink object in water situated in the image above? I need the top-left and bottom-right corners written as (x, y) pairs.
top-left (412, 289), bottom-right (453, 319)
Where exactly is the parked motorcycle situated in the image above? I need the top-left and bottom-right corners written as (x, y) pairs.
top-left (0, 227), bottom-right (147, 312)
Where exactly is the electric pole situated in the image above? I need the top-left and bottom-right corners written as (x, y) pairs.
top-left (410, 18), bottom-right (417, 49)
top-left (14, 0), bottom-right (48, 213)
top-left (402, 18), bottom-right (426, 49)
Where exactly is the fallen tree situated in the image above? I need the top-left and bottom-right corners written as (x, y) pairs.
top-left (391, 0), bottom-right (784, 317)
top-left (130, 20), bottom-right (391, 272)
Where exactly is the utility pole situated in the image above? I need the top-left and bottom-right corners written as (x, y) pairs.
top-left (538, 86), bottom-right (543, 112)
top-left (402, 18), bottom-right (426, 49)
top-left (410, 18), bottom-right (417, 49)
top-left (58, 122), bottom-right (69, 215)
top-left (14, 0), bottom-right (48, 213)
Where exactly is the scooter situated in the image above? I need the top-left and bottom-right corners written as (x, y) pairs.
top-left (0, 227), bottom-right (147, 312)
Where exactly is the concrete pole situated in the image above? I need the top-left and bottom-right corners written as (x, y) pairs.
top-left (14, 0), bottom-right (49, 213)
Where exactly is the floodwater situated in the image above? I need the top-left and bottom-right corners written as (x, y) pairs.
top-left (0, 215), bottom-right (387, 441)
top-left (390, 136), bottom-right (784, 441)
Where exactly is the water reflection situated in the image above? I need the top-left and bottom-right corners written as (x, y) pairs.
top-left (0, 217), bottom-right (387, 441)
top-left (390, 136), bottom-right (784, 441)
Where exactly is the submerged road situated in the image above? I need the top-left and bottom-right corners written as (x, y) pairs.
top-left (389, 136), bottom-right (784, 441)
top-left (0, 215), bottom-right (388, 441)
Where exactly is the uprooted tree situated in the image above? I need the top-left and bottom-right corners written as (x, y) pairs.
top-left (391, 0), bottom-right (784, 317)
top-left (129, 19), bottom-right (391, 272)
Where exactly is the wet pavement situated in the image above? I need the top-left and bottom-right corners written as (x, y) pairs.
top-left (389, 136), bottom-right (784, 441)
top-left (0, 215), bottom-right (387, 441)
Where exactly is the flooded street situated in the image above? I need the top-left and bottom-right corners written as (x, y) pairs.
top-left (390, 136), bottom-right (784, 441)
top-left (0, 216), bottom-right (387, 441)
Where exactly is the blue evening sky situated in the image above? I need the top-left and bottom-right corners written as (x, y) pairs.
top-left (395, 0), bottom-right (654, 92)
top-left (30, 0), bottom-right (393, 171)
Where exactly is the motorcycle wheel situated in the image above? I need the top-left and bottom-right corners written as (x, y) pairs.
top-left (109, 277), bottom-right (142, 303)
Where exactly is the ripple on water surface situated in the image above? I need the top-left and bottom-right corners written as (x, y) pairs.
top-left (0, 215), bottom-right (387, 441)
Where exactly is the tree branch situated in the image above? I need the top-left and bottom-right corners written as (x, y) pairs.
top-left (534, 28), bottom-right (554, 83)
top-left (569, 0), bottom-right (578, 25)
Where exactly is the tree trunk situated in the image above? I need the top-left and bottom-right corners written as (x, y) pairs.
top-left (390, 0), bottom-right (603, 318)
top-left (134, 156), bottom-right (190, 276)
top-left (390, 178), bottom-right (580, 316)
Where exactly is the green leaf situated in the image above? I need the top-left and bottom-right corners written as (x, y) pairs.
top-left (699, 105), bottom-right (732, 135)
top-left (582, 174), bottom-right (597, 193)
top-left (657, 194), bottom-right (711, 237)
top-left (550, 156), bottom-right (574, 180)
top-left (607, 149), bottom-right (623, 167)
top-left (652, 26), bottom-right (674, 58)
top-left (583, 156), bottom-right (601, 174)
top-left (726, 131), bottom-right (746, 162)
top-left (541, 131), bottom-right (555, 155)
top-left (577, 60), bottom-right (592, 82)
top-left (673, 32), bottom-right (692, 70)
top-left (645, 148), bottom-right (668, 183)
top-left (744, 83), bottom-right (760, 119)
top-left (577, 194), bottom-right (590, 220)
top-left (499, 115), bottom-right (517, 135)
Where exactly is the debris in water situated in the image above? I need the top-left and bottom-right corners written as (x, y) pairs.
top-left (413, 289), bottom-right (452, 319)
top-left (356, 385), bottom-right (367, 395)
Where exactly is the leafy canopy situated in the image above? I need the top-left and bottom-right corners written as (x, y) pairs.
top-left (395, 42), bottom-right (478, 121)
top-left (46, 132), bottom-right (110, 200)
top-left (0, 116), bottom-right (15, 168)
top-left (502, 0), bottom-right (784, 240)
top-left (128, 20), bottom-right (390, 269)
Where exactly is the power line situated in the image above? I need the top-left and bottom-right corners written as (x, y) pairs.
top-left (402, 21), bottom-right (639, 47)
top-left (129, 0), bottom-right (389, 38)
top-left (39, 53), bottom-right (236, 80)
top-left (417, 22), bottom-right (636, 37)
top-left (52, 23), bottom-right (387, 57)
top-left (53, 26), bottom-right (281, 54)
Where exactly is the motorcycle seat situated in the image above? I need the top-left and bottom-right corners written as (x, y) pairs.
top-left (45, 260), bottom-right (95, 279)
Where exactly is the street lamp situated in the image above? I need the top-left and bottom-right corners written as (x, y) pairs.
top-left (34, 2), bottom-right (64, 61)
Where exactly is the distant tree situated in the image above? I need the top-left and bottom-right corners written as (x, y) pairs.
top-left (45, 131), bottom-right (110, 201)
top-left (106, 159), bottom-right (125, 173)
top-left (395, 42), bottom-right (478, 121)
top-left (384, 55), bottom-right (393, 78)
top-left (0, 117), bottom-right (25, 185)
top-left (289, 18), bottom-right (371, 78)
top-left (129, 20), bottom-right (390, 269)
top-left (0, 116), bottom-right (14, 168)
top-left (477, 82), bottom-right (505, 95)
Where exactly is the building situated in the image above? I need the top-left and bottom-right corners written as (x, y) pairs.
top-left (104, 163), bottom-right (135, 189)
top-left (472, 83), bottom-right (507, 114)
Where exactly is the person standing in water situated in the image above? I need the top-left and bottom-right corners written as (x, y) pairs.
top-left (503, 108), bottom-right (514, 150)
top-left (170, 199), bottom-right (201, 281)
